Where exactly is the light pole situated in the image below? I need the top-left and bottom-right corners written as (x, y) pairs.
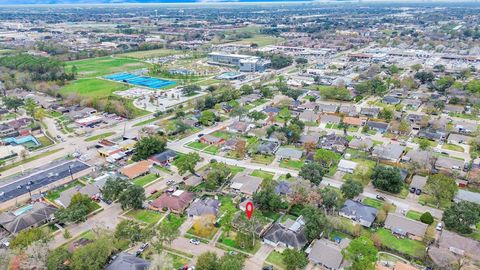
top-left (68, 165), bottom-right (74, 181)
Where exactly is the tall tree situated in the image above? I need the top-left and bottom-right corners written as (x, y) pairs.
top-left (118, 185), bottom-right (145, 210)
top-left (443, 201), bottom-right (480, 234)
top-left (299, 162), bottom-right (327, 185)
top-left (342, 236), bottom-right (378, 270)
top-left (300, 205), bottom-right (328, 241)
top-left (282, 249), bottom-right (308, 270)
top-left (341, 179), bottom-right (364, 199)
top-left (371, 165), bottom-right (403, 194)
top-left (132, 136), bottom-right (166, 161)
top-left (175, 152), bottom-right (201, 175)
top-left (70, 236), bottom-right (114, 270)
top-left (196, 252), bottom-right (219, 270)
top-left (424, 174), bottom-right (458, 207)
top-left (102, 178), bottom-right (129, 201)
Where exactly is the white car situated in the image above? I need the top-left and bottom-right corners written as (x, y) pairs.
top-left (436, 222), bottom-right (443, 231)
top-left (189, 238), bottom-right (200, 245)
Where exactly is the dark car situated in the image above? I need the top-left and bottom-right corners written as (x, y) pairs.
top-left (415, 189), bottom-right (422, 195)
top-left (262, 266), bottom-right (273, 270)
top-left (409, 187), bottom-right (416, 193)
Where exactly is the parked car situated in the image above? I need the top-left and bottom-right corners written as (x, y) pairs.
top-left (150, 189), bottom-right (158, 195)
top-left (415, 189), bottom-right (422, 195)
top-left (189, 238), bottom-right (200, 245)
top-left (376, 195), bottom-right (385, 201)
top-left (436, 222), bottom-right (443, 231)
top-left (166, 180), bottom-right (175, 185)
top-left (410, 187), bottom-right (416, 193)
top-left (136, 243), bottom-right (149, 256)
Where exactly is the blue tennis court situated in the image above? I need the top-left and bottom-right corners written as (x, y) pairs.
top-left (105, 73), bottom-right (176, 89)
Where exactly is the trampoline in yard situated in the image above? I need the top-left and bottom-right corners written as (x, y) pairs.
top-left (104, 72), bottom-right (176, 89)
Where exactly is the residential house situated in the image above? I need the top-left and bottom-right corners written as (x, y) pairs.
top-left (372, 144), bottom-right (405, 162)
top-left (454, 190), bottom-right (480, 205)
top-left (222, 138), bottom-right (242, 151)
top-left (275, 181), bottom-right (292, 196)
top-left (299, 133), bottom-right (320, 145)
top-left (384, 213), bottom-right (428, 240)
top-left (307, 238), bottom-right (350, 270)
top-left (318, 103), bottom-right (338, 114)
top-left (343, 117), bottom-right (364, 127)
top-left (148, 150), bottom-right (177, 166)
top-left (401, 150), bottom-right (432, 166)
top-left (428, 230), bottom-right (480, 267)
top-left (366, 121), bottom-right (389, 133)
top-left (383, 96), bottom-right (401, 105)
top-left (349, 138), bottom-right (374, 151)
top-left (275, 147), bottom-right (303, 160)
top-left (447, 134), bottom-right (472, 145)
top-left (435, 156), bottom-right (464, 171)
top-left (339, 199), bottom-right (378, 227)
top-left (199, 134), bottom-right (225, 145)
top-left (257, 141), bottom-right (280, 155)
top-left (263, 216), bottom-right (308, 251)
top-left (119, 160), bottom-right (153, 180)
top-left (183, 175), bottom-right (203, 187)
top-left (0, 124), bottom-right (17, 138)
top-left (299, 110), bottom-right (318, 123)
top-left (417, 129), bottom-right (446, 142)
top-left (338, 159), bottom-right (358, 173)
top-left (360, 107), bottom-right (380, 118)
top-left (443, 104), bottom-right (464, 114)
top-left (105, 252), bottom-right (150, 270)
top-left (150, 190), bottom-right (194, 213)
top-left (298, 102), bottom-right (318, 111)
top-left (186, 198), bottom-right (220, 218)
top-left (57, 184), bottom-right (101, 208)
top-left (230, 174), bottom-right (263, 196)
top-left (402, 99), bottom-right (422, 110)
top-left (320, 115), bottom-right (341, 125)
top-left (0, 202), bottom-right (57, 234)
top-left (454, 121), bottom-right (476, 134)
top-left (339, 105), bottom-right (358, 116)
top-left (410, 175), bottom-right (427, 191)
top-left (319, 133), bottom-right (348, 153)
top-left (228, 121), bottom-right (254, 133)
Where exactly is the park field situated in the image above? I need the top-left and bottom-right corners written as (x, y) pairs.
top-left (117, 48), bottom-right (183, 59)
top-left (59, 78), bottom-right (129, 99)
top-left (230, 34), bottom-right (285, 47)
top-left (65, 56), bottom-right (149, 78)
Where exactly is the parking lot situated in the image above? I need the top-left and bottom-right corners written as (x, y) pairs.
top-left (0, 160), bottom-right (90, 203)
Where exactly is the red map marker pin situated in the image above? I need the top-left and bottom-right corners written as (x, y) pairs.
top-left (246, 201), bottom-right (254, 220)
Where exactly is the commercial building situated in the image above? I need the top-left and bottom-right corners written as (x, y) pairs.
top-left (207, 52), bottom-right (270, 72)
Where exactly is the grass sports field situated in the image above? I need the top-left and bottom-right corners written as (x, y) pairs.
top-left (117, 48), bottom-right (182, 59)
top-left (231, 34), bottom-right (285, 47)
top-left (59, 78), bottom-right (129, 98)
top-left (65, 56), bottom-right (149, 78)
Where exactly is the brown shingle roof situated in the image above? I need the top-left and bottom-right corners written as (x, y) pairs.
top-left (120, 160), bottom-right (153, 179)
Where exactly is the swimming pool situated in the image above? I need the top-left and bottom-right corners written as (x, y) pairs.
top-left (13, 204), bottom-right (33, 216)
top-left (104, 73), bottom-right (176, 89)
top-left (3, 135), bottom-right (40, 146)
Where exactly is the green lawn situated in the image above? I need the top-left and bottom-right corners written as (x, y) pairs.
top-left (362, 198), bottom-right (384, 209)
top-left (194, 79), bottom-right (222, 87)
top-left (406, 210), bottom-right (423, 221)
top-left (251, 154), bottom-right (274, 165)
top-left (161, 214), bottom-right (186, 231)
top-left (217, 231), bottom-right (261, 254)
top-left (228, 165), bottom-right (245, 177)
top-left (279, 159), bottom-right (305, 170)
top-left (204, 145), bottom-right (220, 155)
top-left (66, 56), bottom-right (148, 78)
top-left (231, 34), bottom-right (285, 47)
top-left (211, 131), bottom-right (233, 140)
top-left (45, 180), bottom-right (84, 201)
top-left (117, 49), bottom-right (181, 59)
top-left (186, 141), bottom-right (209, 150)
top-left (251, 170), bottom-right (274, 181)
top-left (374, 228), bottom-right (426, 258)
top-left (133, 173), bottom-right (159, 187)
top-left (36, 135), bottom-right (54, 148)
top-left (85, 132), bottom-right (116, 142)
top-left (442, 143), bottom-right (464, 152)
top-left (126, 209), bottom-right (163, 224)
top-left (59, 78), bottom-right (130, 99)
top-left (187, 226), bottom-right (219, 240)
top-left (133, 116), bottom-right (161, 127)
top-left (266, 251), bottom-right (286, 269)
top-left (413, 138), bottom-right (438, 148)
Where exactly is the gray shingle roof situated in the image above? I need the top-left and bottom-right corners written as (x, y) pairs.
top-left (105, 252), bottom-right (150, 270)
top-left (385, 213), bottom-right (428, 237)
